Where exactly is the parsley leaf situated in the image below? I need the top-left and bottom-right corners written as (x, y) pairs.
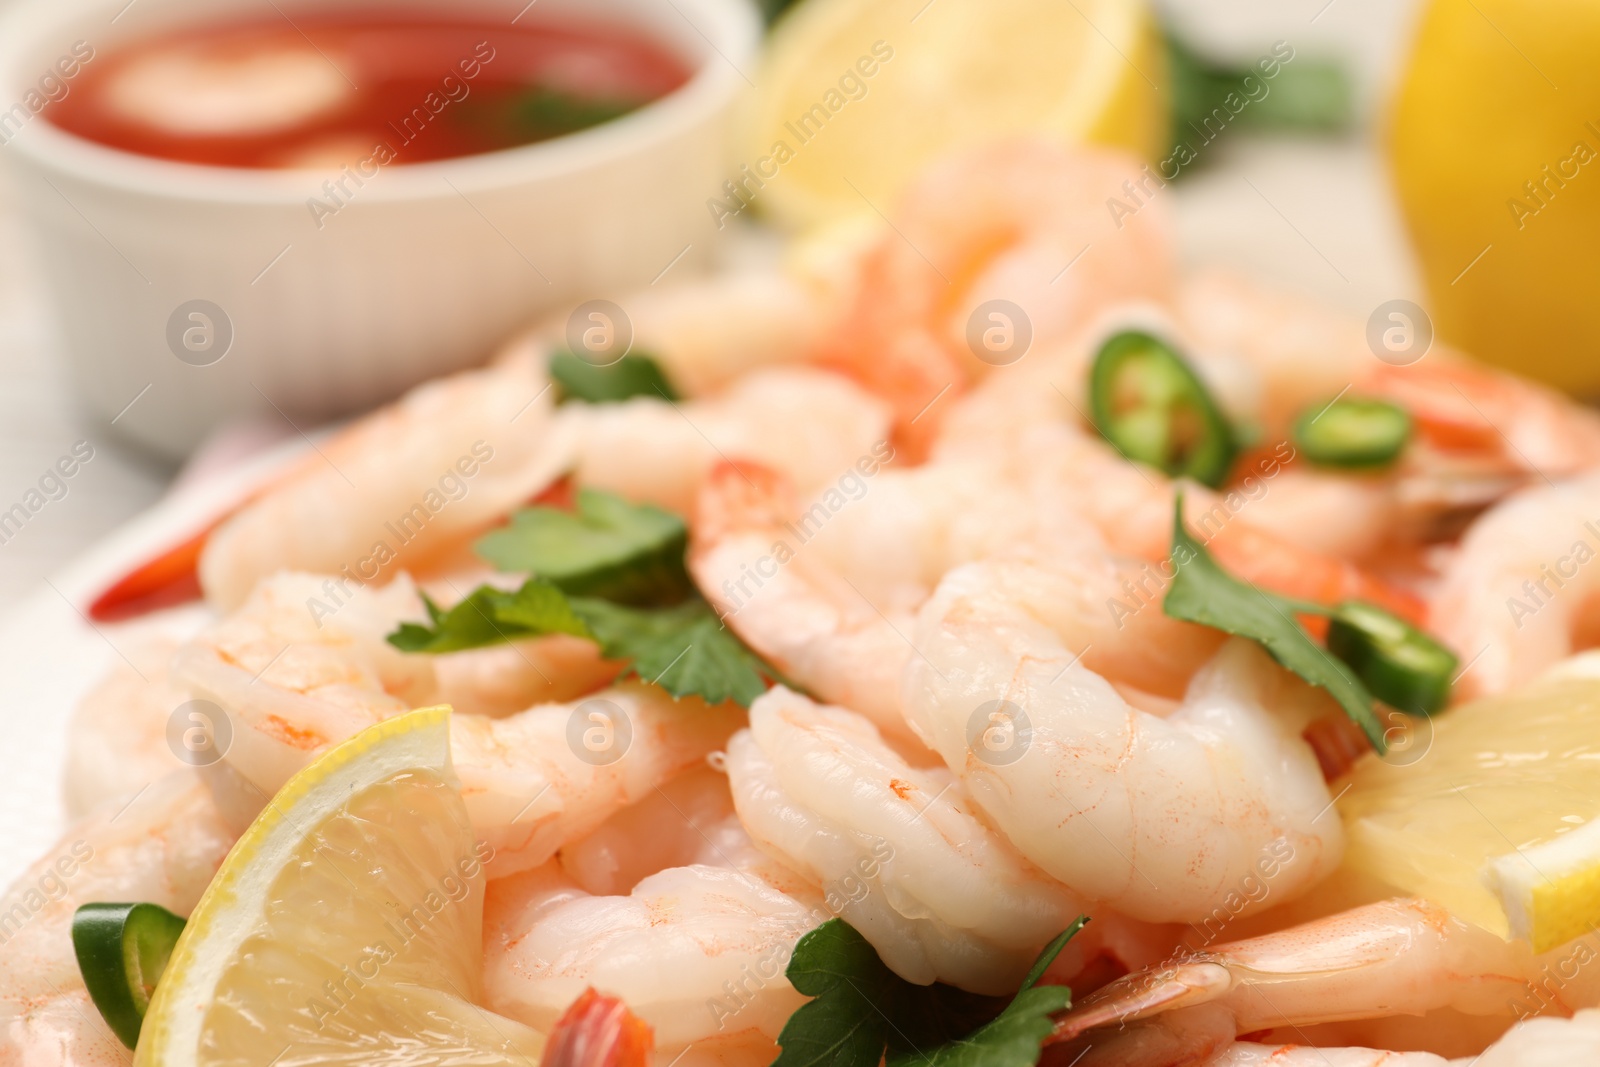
top-left (773, 918), bottom-right (1086, 1067)
top-left (387, 580), bottom-right (590, 654)
top-left (385, 579), bottom-right (781, 707)
top-left (569, 598), bottom-right (776, 707)
top-left (549, 350), bottom-right (679, 405)
top-left (1162, 497), bottom-right (1387, 752)
top-left (401, 489), bottom-right (783, 705)
top-left (475, 489), bottom-right (692, 606)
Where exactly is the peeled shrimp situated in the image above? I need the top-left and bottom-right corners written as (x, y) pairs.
top-left (560, 366), bottom-right (891, 516)
top-left (1431, 472), bottom-right (1600, 699)
top-left (1198, 1010), bottom-right (1600, 1067)
top-left (689, 459), bottom-right (1222, 745)
top-left (726, 687), bottom-right (1081, 994)
top-left (531, 271), bottom-right (828, 398)
top-left (200, 353), bottom-right (570, 611)
top-left (816, 139), bottom-right (1174, 451)
top-left (171, 572), bottom-right (743, 875)
top-left (1050, 898), bottom-right (1600, 1067)
top-left (63, 635), bottom-right (192, 817)
top-left (558, 765), bottom-right (815, 902)
top-left (0, 772), bottom-right (234, 1067)
top-left (906, 561), bottom-right (1345, 923)
top-left (201, 333), bottom-right (886, 614)
top-left (483, 862), bottom-right (815, 1063)
top-left (942, 418), bottom-right (1425, 619)
top-left (1179, 269), bottom-right (1600, 538)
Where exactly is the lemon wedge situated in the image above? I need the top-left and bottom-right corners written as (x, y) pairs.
top-left (1339, 657), bottom-right (1600, 950)
top-left (745, 0), bottom-right (1167, 229)
top-left (136, 707), bottom-right (545, 1066)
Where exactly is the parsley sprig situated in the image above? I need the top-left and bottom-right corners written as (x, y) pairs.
top-left (386, 490), bottom-right (783, 707)
top-left (549, 350), bottom-right (679, 405)
top-left (773, 918), bottom-right (1086, 1067)
top-left (1162, 497), bottom-right (1456, 751)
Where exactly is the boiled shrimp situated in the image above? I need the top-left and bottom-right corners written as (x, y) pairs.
top-left (726, 687), bottom-right (1083, 995)
top-left (689, 459), bottom-right (1223, 746)
top-left (530, 271), bottom-right (829, 398)
top-left (200, 344), bottom-right (887, 617)
top-left (558, 764), bottom-right (816, 903)
top-left (0, 772), bottom-right (235, 1067)
top-left (560, 366), bottom-right (891, 516)
top-left (815, 139), bottom-right (1175, 452)
top-left (170, 572), bottom-right (743, 875)
top-left (1179, 269), bottom-right (1600, 535)
top-left (483, 861), bottom-right (815, 1063)
top-left (906, 560), bottom-right (1346, 923)
top-left (1430, 472), bottom-right (1600, 698)
top-left (1194, 1011), bottom-right (1600, 1067)
top-left (200, 352), bottom-right (569, 611)
top-left (943, 419), bottom-right (1427, 620)
top-left (1049, 898), bottom-right (1600, 1067)
top-left (63, 634), bottom-right (193, 817)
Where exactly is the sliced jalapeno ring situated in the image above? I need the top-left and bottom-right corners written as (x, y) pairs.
top-left (1293, 397), bottom-right (1412, 469)
top-left (1327, 600), bottom-right (1458, 717)
top-left (1089, 330), bottom-right (1237, 488)
top-left (73, 902), bottom-right (187, 1049)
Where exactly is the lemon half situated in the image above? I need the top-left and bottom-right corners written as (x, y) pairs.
top-left (137, 707), bottom-right (545, 1066)
top-left (746, 0), bottom-right (1167, 229)
top-left (1340, 658), bottom-right (1600, 951)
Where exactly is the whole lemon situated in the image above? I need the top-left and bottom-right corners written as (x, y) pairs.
top-left (1389, 0), bottom-right (1600, 395)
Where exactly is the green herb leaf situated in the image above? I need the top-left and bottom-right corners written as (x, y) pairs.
top-left (475, 489), bottom-right (692, 606)
top-left (387, 580), bottom-right (591, 654)
top-left (1166, 31), bottom-right (1351, 156)
top-left (550, 350), bottom-right (680, 405)
top-left (772, 920), bottom-right (908, 1067)
top-left (570, 598), bottom-right (778, 707)
top-left (773, 918), bottom-right (1085, 1067)
top-left (511, 86), bottom-right (641, 136)
top-left (889, 918), bottom-right (1084, 1067)
top-left (385, 581), bottom-right (781, 707)
top-left (1162, 497), bottom-right (1387, 752)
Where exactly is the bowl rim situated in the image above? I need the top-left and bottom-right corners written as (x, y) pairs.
top-left (0, 0), bottom-right (759, 203)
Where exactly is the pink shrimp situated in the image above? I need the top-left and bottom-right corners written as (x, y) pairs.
top-left (814, 139), bottom-right (1175, 457)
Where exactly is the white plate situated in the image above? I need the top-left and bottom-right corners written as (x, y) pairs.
top-left (0, 435), bottom-right (311, 887)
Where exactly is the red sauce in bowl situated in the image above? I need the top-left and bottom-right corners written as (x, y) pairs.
top-left (45, 13), bottom-right (691, 168)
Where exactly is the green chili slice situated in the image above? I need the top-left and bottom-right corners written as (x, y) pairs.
top-left (1327, 600), bottom-right (1458, 716)
top-left (73, 902), bottom-right (187, 1049)
top-left (1089, 330), bottom-right (1237, 487)
top-left (1293, 397), bottom-right (1411, 469)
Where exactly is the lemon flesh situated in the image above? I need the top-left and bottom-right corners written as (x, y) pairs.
top-left (1339, 663), bottom-right (1600, 950)
top-left (1389, 0), bottom-right (1600, 394)
top-left (746, 0), bottom-right (1167, 229)
top-left (137, 708), bottom-right (545, 1066)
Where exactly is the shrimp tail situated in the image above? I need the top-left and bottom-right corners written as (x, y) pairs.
top-left (1050, 959), bottom-right (1234, 1042)
top-left (89, 526), bottom-right (212, 621)
top-left (540, 989), bottom-right (654, 1067)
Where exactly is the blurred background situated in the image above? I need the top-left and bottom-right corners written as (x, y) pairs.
top-left (0, 0), bottom-right (1567, 604)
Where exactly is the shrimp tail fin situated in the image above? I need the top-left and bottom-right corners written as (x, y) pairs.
top-left (1050, 959), bottom-right (1233, 1042)
top-left (540, 988), bottom-right (654, 1067)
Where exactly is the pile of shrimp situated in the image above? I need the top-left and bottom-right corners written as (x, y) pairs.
top-left (11, 138), bottom-right (1600, 1067)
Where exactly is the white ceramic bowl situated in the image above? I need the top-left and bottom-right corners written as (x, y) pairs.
top-left (0, 0), bottom-right (759, 458)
